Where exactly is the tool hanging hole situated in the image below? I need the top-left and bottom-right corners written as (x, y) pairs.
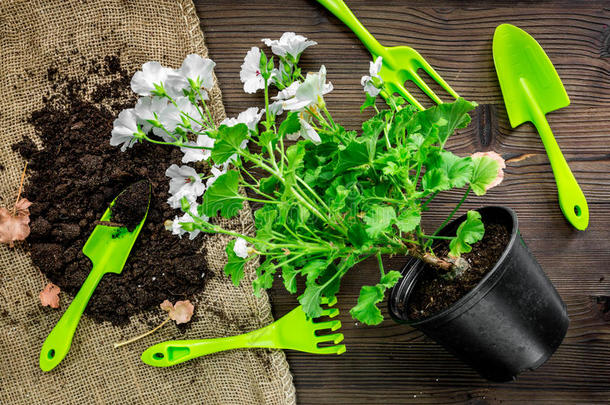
top-left (153, 352), bottom-right (164, 360)
top-left (48, 349), bottom-right (55, 359)
top-left (574, 205), bottom-right (582, 217)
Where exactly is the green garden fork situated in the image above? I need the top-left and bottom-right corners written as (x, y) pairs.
top-left (316, 0), bottom-right (459, 110)
top-left (141, 297), bottom-right (345, 367)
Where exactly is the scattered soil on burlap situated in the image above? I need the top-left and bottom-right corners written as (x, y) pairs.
top-left (407, 222), bottom-right (510, 320)
top-left (13, 52), bottom-right (208, 325)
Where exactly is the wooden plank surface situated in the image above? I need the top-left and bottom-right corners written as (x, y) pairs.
top-left (195, 1), bottom-right (610, 403)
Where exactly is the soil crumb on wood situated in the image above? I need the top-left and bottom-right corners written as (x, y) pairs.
top-left (15, 52), bottom-right (208, 325)
top-left (110, 181), bottom-right (150, 231)
top-left (407, 222), bottom-right (510, 320)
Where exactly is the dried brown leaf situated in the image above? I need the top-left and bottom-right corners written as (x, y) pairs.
top-left (39, 283), bottom-right (60, 309)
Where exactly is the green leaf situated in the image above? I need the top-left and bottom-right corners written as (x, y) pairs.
top-left (427, 150), bottom-right (473, 188)
top-left (282, 264), bottom-right (298, 294)
top-left (422, 168), bottom-right (451, 193)
top-left (202, 170), bottom-right (244, 218)
top-left (407, 98), bottom-right (477, 147)
top-left (278, 111), bottom-right (301, 137)
top-left (335, 140), bottom-right (369, 174)
top-left (449, 210), bottom-right (485, 257)
top-left (259, 175), bottom-right (279, 194)
top-left (379, 270), bottom-right (402, 289)
top-left (254, 205), bottom-right (277, 240)
top-left (350, 285), bottom-right (384, 325)
top-left (253, 261), bottom-right (275, 297)
top-left (395, 208), bottom-right (421, 233)
top-left (350, 270), bottom-right (402, 325)
top-left (470, 155), bottom-right (500, 196)
top-left (363, 205), bottom-right (396, 238)
top-left (298, 283), bottom-right (324, 318)
top-left (360, 93), bottom-right (377, 112)
top-left (300, 259), bottom-right (327, 285)
top-left (347, 222), bottom-right (369, 248)
top-left (224, 239), bottom-right (246, 287)
top-left (211, 124), bottom-right (249, 165)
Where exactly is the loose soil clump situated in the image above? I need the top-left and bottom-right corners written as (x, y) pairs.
top-left (14, 53), bottom-right (208, 325)
top-left (110, 180), bottom-right (150, 231)
top-left (407, 222), bottom-right (510, 320)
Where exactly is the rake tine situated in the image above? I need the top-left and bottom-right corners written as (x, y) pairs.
top-left (408, 69), bottom-right (443, 105)
top-left (389, 82), bottom-right (425, 111)
top-left (314, 319), bottom-right (342, 332)
top-left (315, 344), bottom-right (347, 355)
top-left (316, 333), bottom-right (345, 345)
top-left (413, 54), bottom-right (460, 99)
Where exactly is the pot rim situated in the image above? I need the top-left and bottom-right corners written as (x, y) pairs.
top-left (389, 205), bottom-right (520, 326)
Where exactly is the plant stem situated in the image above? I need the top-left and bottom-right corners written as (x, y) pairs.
top-left (426, 186), bottom-right (471, 249)
top-left (376, 251), bottom-right (385, 277)
top-left (113, 317), bottom-right (171, 348)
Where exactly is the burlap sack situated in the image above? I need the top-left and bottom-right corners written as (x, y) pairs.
top-left (0, 1), bottom-right (296, 404)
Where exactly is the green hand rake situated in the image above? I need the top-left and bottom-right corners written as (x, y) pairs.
top-left (317, 0), bottom-right (459, 110)
top-left (141, 297), bottom-right (345, 367)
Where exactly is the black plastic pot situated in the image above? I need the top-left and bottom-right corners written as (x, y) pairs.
top-left (388, 206), bottom-right (569, 382)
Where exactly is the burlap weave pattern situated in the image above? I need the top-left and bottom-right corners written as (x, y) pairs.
top-left (0, 1), bottom-right (296, 404)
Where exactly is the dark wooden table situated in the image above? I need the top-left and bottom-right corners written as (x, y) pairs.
top-left (196, 1), bottom-right (610, 403)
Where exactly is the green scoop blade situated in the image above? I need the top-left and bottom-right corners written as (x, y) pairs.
top-left (493, 23), bottom-right (588, 230)
top-left (39, 181), bottom-right (151, 371)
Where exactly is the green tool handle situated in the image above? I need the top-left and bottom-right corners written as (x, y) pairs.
top-left (520, 78), bottom-right (589, 230)
top-left (316, 0), bottom-right (385, 57)
top-left (39, 266), bottom-right (104, 371)
top-left (141, 327), bottom-right (275, 367)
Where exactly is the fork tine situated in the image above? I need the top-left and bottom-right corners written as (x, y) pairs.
top-left (314, 319), bottom-right (342, 332)
top-left (389, 82), bottom-right (425, 111)
top-left (316, 333), bottom-right (344, 345)
top-left (318, 307), bottom-right (340, 318)
top-left (315, 344), bottom-right (347, 355)
top-left (408, 70), bottom-right (443, 105)
top-left (413, 54), bottom-right (460, 99)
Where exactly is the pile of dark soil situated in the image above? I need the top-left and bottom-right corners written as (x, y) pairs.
top-left (13, 53), bottom-right (208, 325)
top-left (408, 222), bottom-right (510, 320)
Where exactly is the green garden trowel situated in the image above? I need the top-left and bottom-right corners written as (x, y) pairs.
top-left (493, 23), bottom-right (588, 230)
top-left (39, 181), bottom-right (151, 371)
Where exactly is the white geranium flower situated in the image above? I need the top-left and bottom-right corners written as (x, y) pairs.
top-left (233, 237), bottom-right (249, 258)
top-left (110, 109), bottom-right (140, 152)
top-left (166, 54), bottom-right (216, 98)
top-left (240, 47), bottom-right (265, 94)
top-left (165, 164), bottom-right (205, 209)
top-left (262, 32), bottom-right (317, 60)
top-left (270, 81), bottom-right (300, 115)
top-left (180, 134), bottom-right (215, 163)
top-left (131, 61), bottom-right (171, 96)
top-left (166, 209), bottom-right (207, 240)
top-left (221, 107), bottom-right (263, 131)
top-left (176, 97), bottom-right (202, 132)
top-left (361, 56), bottom-right (383, 97)
top-left (134, 96), bottom-right (167, 133)
top-left (206, 165), bottom-right (227, 188)
top-left (282, 65), bottom-right (333, 112)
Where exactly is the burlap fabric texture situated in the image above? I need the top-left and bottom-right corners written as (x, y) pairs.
top-left (0, 0), bottom-right (296, 404)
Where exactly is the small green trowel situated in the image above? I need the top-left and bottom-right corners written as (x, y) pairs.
top-left (39, 181), bottom-right (151, 371)
top-left (493, 23), bottom-right (588, 230)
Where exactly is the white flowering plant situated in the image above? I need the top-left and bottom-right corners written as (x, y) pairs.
top-left (110, 33), bottom-right (505, 325)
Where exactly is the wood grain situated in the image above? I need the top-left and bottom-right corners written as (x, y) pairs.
top-left (196, 0), bottom-right (610, 402)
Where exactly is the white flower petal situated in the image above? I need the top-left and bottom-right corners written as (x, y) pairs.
top-left (262, 32), bottom-right (317, 59)
top-left (110, 109), bottom-right (139, 152)
top-left (131, 61), bottom-right (171, 96)
top-left (240, 47), bottom-right (265, 94)
top-left (233, 237), bottom-right (249, 258)
top-left (180, 134), bottom-right (215, 163)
